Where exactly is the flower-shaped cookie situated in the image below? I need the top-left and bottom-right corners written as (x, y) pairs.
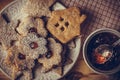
top-left (38, 38), bottom-right (62, 72)
top-left (18, 33), bottom-right (47, 59)
top-left (17, 16), bottom-right (47, 37)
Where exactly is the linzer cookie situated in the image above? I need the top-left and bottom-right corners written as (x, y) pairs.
top-left (47, 7), bottom-right (86, 43)
top-left (38, 38), bottom-right (62, 72)
top-left (17, 33), bottom-right (48, 59)
top-left (17, 16), bottom-right (48, 37)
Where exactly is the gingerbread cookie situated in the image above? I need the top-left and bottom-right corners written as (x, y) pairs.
top-left (47, 7), bottom-right (86, 43)
top-left (22, 0), bottom-right (55, 17)
top-left (38, 38), bottom-right (62, 72)
top-left (17, 33), bottom-right (47, 59)
top-left (17, 16), bottom-right (48, 37)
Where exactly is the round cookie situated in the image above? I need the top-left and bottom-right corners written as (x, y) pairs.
top-left (16, 16), bottom-right (48, 37)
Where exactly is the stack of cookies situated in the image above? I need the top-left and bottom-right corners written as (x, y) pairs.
top-left (0, 0), bottom-right (86, 80)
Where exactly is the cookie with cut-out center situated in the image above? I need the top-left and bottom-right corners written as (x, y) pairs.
top-left (16, 16), bottom-right (47, 37)
top-left (47, 7), bottom-right (86, 43)
top-left (38, 38), bottom-right (62, 72)
top-left (17, 33), bottom-right (47, 59)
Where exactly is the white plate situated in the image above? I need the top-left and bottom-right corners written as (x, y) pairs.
top-left (0, 0), bottom-right (81, 80)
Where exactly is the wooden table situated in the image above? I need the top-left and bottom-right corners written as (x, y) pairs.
top-left (0, 0), bottom-right (94, 80)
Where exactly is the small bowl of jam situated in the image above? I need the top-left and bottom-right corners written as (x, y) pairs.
top-left (83, 28), bottom-right (120, 74)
